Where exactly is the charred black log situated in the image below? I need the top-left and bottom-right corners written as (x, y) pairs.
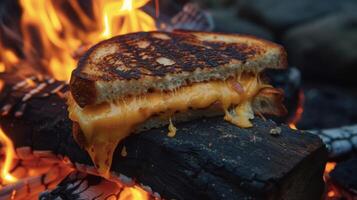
top-left (329, 157), bottom-right (357, 199)
top-left (0, 73), bottom-right (327, 200)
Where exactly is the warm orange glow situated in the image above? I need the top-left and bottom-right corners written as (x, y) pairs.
top-left (101, 0), bottom-right (155, 38)
top-left (289, 124), bottom-right (297, 130)
top-left (0, 80), bottom-right (4, 93)
top-left (12, 0), bottom-right (156, 81)
top-left (119, 186), bottom-right (149, 200)
top-left (327, 190), bottom-right (336, 197)
top-left (288, 90), bottom-right (305, 130)
top-left (0, 127), bottom-right (18, 185)
top-left (0, 49), bottom-right (19, 73)
top-left (0, 64), bottom-right (4, 73)
top-left (0, 1), bottom-right (157, 198)
top-left (325, 162), bottom-right (336, 174)
top-left (324, 162), bottom-right (338, 198)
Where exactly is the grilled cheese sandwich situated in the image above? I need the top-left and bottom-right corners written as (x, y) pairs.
top-left (68, 31), bottom-right (288, 176)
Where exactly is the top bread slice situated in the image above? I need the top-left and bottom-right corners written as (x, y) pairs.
top-left (70, 30), bottom-right (287, 107)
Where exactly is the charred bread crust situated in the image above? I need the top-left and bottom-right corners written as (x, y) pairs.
top-left (70, 31), bottom-right (288, 107)
top-left (70, 72), bottom-right (97, 107)
top-left (173, 30), bottom-right (288, 69)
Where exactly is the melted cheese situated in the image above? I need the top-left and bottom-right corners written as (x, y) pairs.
top-left (167, 118), bottom-right (177, 137)
top-left (68, 75), bottom-right (269, 176)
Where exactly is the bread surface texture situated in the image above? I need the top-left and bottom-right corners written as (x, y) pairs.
top-left (70, 31), bottom-right (287, 107)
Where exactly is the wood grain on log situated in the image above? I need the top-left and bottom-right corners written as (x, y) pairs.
top-left (0, 74), bottom-right (327, 200)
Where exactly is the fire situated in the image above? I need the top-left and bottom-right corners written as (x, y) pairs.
top-left (0, 49), bottom-right (19, 73)
top-left (323, 162), bottom-right (339, 199)
top-left (0, 0), bottom-right (156, 81)
top-left (0, 0), bottom-right (157, 198)
top-left (327, 190), bottom-right (336, 198)
top-left (288, 90), bottom-right (305, 130)
top-left (0, 80), bottom-right (3, 93)
top-left (120, 186), bottom-right (150, 200)
top-left (325, 162), bottom-right (336, 174)
top-left (101, 0), bottom-right (155, 38)
top-left (0, 127), bottom-right (17, 185)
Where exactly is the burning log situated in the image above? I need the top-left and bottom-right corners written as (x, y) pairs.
top-left (0, 164), bottom-right (71, 200)
top-left (328, 158), bottom-right (357, 199)
top-left (0, 74), bottom-right (327, 199)
top-left (39, 171), bottom-right (153, 200)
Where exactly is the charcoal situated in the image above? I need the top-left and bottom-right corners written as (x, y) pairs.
top-left (330, 157), bottom-right (357, 197)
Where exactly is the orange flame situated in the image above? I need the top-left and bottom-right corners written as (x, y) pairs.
top-left (0, 0), bottom-right (156, 81)
top-left (0, 49), bottom-right (19, 73)
top-left (0, 80), bottom-right (3, 93)
top-left (0, 0), bottom-right (156, 198)
top-left (120, 186), bottom-right (150, 200)
top-left (0, 127), bottom-right (18, 185)
top-left (324, 162), bottom-right (338, 198)
top-left (101, 0), bottom-right (155, 38)
top-left (324, 162), bottom-right (336, 174)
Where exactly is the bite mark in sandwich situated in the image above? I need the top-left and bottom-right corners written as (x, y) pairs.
top-left (67, 31), bottom-right (288, 176)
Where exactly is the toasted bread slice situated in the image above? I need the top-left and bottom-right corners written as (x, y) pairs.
top-left (70, 31), bottom-right (287, 107)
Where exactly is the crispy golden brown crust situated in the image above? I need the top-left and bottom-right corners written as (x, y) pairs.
top-left (71, 31), bottom-right (287, 107)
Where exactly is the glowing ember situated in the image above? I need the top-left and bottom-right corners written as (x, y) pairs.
top-left (120, 186), bottom-right (150, 200)
top-left (325, 162), bottom-right (336, 174)
top-left (0, 80), bottom-right (3, 93)
top-left (0, 94), bottom-right (152, 199)
top-left (327, 190), bottom-right (336, 197)
top-left (289, 124), bottom-right (298, 130)
top-left (0, 127), bottom-right (17, 185)
top-left (323, 162), bottom-right (339, 199)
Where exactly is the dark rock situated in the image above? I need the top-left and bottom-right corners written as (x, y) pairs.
top-left (283, 11), bottom-right (357, 84)
top-left (211, 8), bottom-right (273, 40)
top-left (330, 157), bottom-right (357, 196)
top-left (191, 0), bottom-right (236, 9)
top-left (297, 83), bottom-right (357, 130)
top-left (237, 0), bottom-right (357, 35)
top-left (152, 0), bottom-right (184, 18)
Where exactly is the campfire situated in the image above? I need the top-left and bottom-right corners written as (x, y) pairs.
top-left (0, 0), bottom-right (157, 199)
top-left (0, 0), bottom-right (356, 200)
top-left (0, 0), bottom-right (156, 81)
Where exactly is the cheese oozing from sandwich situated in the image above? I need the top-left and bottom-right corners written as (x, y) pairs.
top-left (68, 73), bottom-right (271, 176)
